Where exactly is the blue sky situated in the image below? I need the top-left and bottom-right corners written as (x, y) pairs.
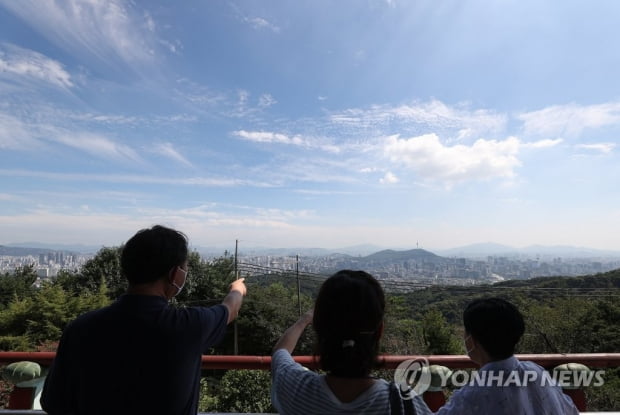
top-left (1, 0), bottom-right (619, 251)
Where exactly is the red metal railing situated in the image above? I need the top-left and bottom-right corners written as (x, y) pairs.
top-left (1, 352), bottom-right (619, 413)
top-left (1, 352), bottom-right (618, 370)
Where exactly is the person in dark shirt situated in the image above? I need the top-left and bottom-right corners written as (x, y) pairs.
top-left (41, 224), bottom-right (246, 415)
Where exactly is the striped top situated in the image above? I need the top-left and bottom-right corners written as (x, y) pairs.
top-left (271, 349), bottom-right (391, 414)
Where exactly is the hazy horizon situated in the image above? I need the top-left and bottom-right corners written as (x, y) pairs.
top-left (4, 240), bottom-right (620, 259)
top-left (1, 1), bottom-right (620, 251)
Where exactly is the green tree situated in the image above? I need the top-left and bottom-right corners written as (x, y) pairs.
top-left (177, 253), bottom-right (233, 307)
top-left (0, 282), bottom-right (109, 349)
top-left (0, 265), bottom-right (37, 308)
top-left (54, 247), bottom-right (124, 300)
top-left (234, 282), bottom-right (314, 355)
top-left (519, 297), bottom-right (592, 354)
top-left (214, 370), bottom-right (274, 413)
top-left (383, 296), bottom-right (424, 354)
top-left (420, 309), bottom-right (462, 355)
top-left (197, 376), bottom-right (219, 412)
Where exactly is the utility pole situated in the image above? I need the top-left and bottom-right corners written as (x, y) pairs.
top-left (234, 239), bottom-right (239, 355)
top-left (296, 254), bottom-right (301, 316)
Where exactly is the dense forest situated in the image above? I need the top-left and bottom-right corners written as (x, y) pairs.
top-left (0, 247), bottom-right (618, 412)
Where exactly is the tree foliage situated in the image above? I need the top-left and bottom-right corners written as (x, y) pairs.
top-left (176, 252), bottom-right (233, 307)
top-left (234, 282), bottom-right (314, 355)
top-left (420, 309), bottom-right (462, 355)
top-left (54, 247), bottom-right (124, 299)
top-left (214, 370), bottom-right (274, 413)
top-left (0, 282), bottom-right (109, 350)
top-left (0, 265), bottom-right (37, 308)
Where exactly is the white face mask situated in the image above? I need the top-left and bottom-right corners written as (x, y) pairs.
top-left (171, 267), bottom-right (187, 297)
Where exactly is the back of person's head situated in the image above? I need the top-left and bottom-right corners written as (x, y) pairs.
top-left (121, 225), bottom-right (188, 285)
top-left (313, 270), bottom-right (385, 378)
top-left (463, 297), bottom-right (525, 360)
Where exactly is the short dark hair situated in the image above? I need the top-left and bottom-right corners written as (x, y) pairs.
top-left (121, 225), bottom-right (189, 285)
top-left (313, 270), bottom-right (385, 378)
top-left (463, 297), bottom-right (525, 360)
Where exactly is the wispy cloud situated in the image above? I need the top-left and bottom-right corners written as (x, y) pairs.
top-left (519, 102), bottom-right (620, 138)
top-left (0, 43), bottom-right (73, 88)
top-left (0, 110), bottom-right (143, 164)
top-left (521, 138), bottom-right (564, 149)
top-left (174, 78), bottom-right (227, 107)
top-left (576, 143), bottom-right (616, 154)
top-left (234, 130), bottom-right (303, 145)
top-left (330, 99), bottom-right (507, 138)
top-left (0, 113), bottom-right (42, 150)
top-left (242, 16), bottom-right (280, 33)
top-left (0, 169), bottom-right (275, 188)
top-left (0, 193), bottom-right (16, 201)
top-left (232, 130), bottom-right (341, 153)
top-left (0, 0), bottom-right (164, 70)
top-left (153, 142), bottom-right (193, 167)
top-left (258, 93), bottom-right (277, 108)
top-left (52, 131), bottom-right (143, 163)
top-left (383, 134), bottom-right (521, 186)
top-left (293, 189), bottom-right (357, 196)
top-left (379, 171), bottom-right (399, 184)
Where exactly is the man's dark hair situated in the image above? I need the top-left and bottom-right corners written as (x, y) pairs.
top-left (313, 270), bottom-right (385, 378)
top-left (463, 297), bottom-right (525, 360)
top-left (121, 225), bottom-right (189, 285)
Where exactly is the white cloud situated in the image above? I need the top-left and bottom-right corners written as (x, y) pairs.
top-left (0, 43), bottom-right (73, 88)
top-left (258, 93), bottom-right (277, 108)
top-left (154, 142), bottom-right (192, 167)
top-left (0, 112), bottom-right (41, 149)
top-left (331, 99), bottom-right (507, 137)
top-left (380, 171), bottom-right (399, 184)
top-left (234, 130), bottom-right (302, 145)
top-left (576, 143), bottom-right (616, 154)
top-left (243, 16), bottom-right (280, 33)
top-left (384, 134), bottom-right (521, 185)
top-left (53, 131), bottom-right (143, 163)
top-left (1, 109), bottom-right (137, 164)
top-left (232, 130), bottom-right (341, 153)
top-left (0, 169), bottom-right (273, 188)
top-left (522, 138), bottom-right (563, 149)
top-left (519, 102), bottom-right (620, 138)
top-left (0, 0), bottom-right (163, 68)
top-left (238, 90), bottom-right (249, 106)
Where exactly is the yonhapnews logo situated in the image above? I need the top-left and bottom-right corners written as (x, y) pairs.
top-left (393, 358), bottom-right (432, 398)
top-left (393, 358), bottom-right (605, 395)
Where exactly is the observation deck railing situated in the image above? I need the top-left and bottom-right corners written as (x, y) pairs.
top-left (0, 352), bottom-right (618, 414)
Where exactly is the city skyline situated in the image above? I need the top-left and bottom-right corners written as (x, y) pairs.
top-left (1, 1), bottom-right (620, 250)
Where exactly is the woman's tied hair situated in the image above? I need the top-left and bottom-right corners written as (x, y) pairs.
top-left (313, 270), bottom-right (385, 377)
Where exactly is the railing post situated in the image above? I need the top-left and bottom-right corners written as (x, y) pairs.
top-left (553, 362), bottom-right (589, 412)
top-left (422, 365), bottom-right (451, 411)
top-left (1, 361), bottom-right (47, 410)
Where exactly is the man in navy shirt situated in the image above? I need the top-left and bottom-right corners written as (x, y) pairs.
top-left (41, 225), bottom-right (247, 415)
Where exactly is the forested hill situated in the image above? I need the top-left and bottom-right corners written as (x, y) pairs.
top-left (325, 248), bottom-right (442, 270)
top-left (399, 268), bottom-right (620, 323)
top-left (494, 268), bottom-right (620, 288)
top-left (364, 249), bottom-right (439, 262)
